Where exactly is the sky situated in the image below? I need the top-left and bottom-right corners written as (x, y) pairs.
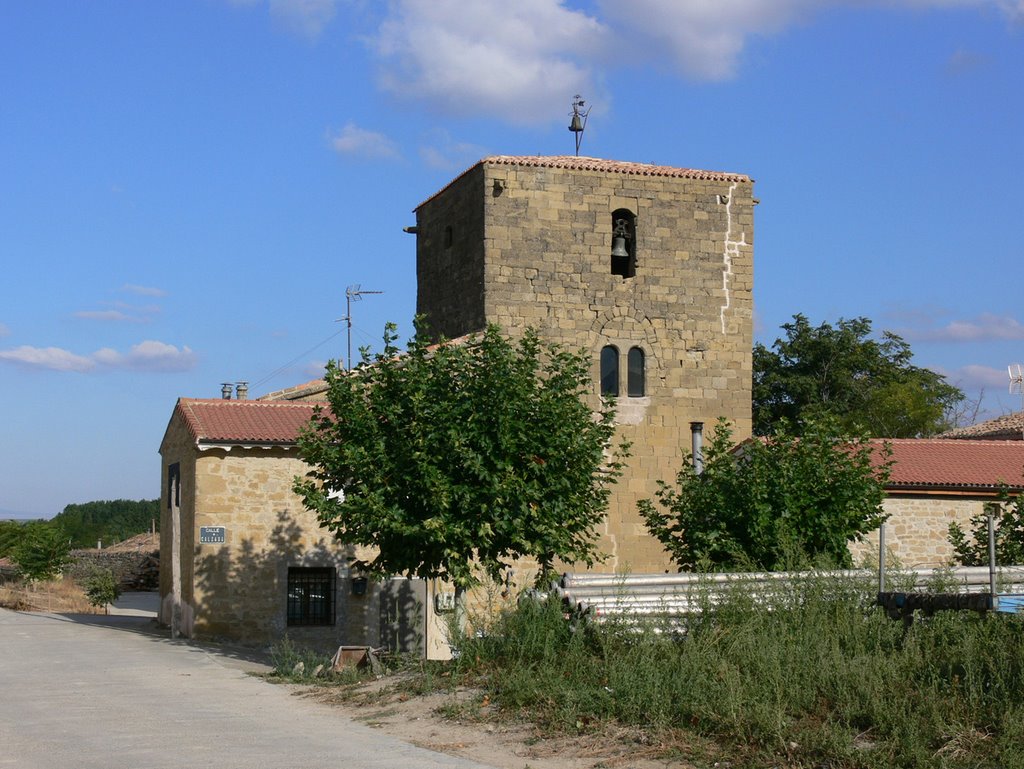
top-left (2, 0), bottom-right (1023, 518)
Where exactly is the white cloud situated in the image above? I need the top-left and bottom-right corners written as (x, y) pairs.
top-left (121, 284), bottom-right (166, 297)
top-left (329, 122), bottom-right (400, 159)
top-left (936, 363), bottom-right (1013, 390)
top-left (0, 341), bottom-right (197, 373)
top-left (74, 301), bottom-right (161, 324)
top-left (900, 313), bottom-right (1024, 342)
top-left (363, 0), bottom-right (1024, 122)
top-left (94, 341), bottom-right (198, 372)
top-left (373, 0), bottom-right (608, 125)
top-left (270, 0), bottom-right (337, 39)
top-left (0, 346), bottom-right (96, 372)
top-left (418, 130), bottom-right (488, 171)
top-left (0, 323), bottom-right (9, 337)
top-left (74, 310), bottom-right (132, 322)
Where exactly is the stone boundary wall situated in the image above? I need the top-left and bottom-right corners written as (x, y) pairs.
top-left (67, 549), bottom-right (159, 590)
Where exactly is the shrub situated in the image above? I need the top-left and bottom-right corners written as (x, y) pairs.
top-left (82, 567), bottom-right (121, 614)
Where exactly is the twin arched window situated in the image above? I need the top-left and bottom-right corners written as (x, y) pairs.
top-left (600, 345), bottom-right (645, 397)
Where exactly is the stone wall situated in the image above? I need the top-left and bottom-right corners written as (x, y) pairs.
top-left (415, 159), bottom-right (754, 573)
top-left (849, 494), bottom-right (985, 569)
top-left (67, 549), bottom-right (159, 590)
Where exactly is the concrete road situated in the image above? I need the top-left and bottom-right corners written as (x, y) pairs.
top-left (0, 608), bottom-right (497, 769)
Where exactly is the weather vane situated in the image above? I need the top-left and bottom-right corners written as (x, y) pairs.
top-left (568, 95), bottom-right (590, 156)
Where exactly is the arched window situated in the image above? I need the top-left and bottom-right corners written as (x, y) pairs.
top-left (600, 345), bottom-right (619, 397)
top-left (610, 209), bottom-right (636, 278)
top-left (627, 347), bottom-right (645, 397)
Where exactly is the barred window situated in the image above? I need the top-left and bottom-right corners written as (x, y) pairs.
top-left (287, 567), bottom-right (335, 626)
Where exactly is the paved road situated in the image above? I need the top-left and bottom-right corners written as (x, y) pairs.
top-left (0, 607), bottom-right (497, 769)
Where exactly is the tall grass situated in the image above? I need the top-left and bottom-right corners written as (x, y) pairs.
top-left (452, 575), bottom-right (1024, 768)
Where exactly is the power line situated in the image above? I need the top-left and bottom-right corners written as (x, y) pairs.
top-left (249, 329), bottom-right (344, 390)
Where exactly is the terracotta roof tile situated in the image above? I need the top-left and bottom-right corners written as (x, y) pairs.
top-left (938, 411), bottom-right (1024, 441)
top-left (875, 439), bottom-right (1024, 492)
top-left (257, 378), bottom-right (328, 402)
top-left (415, 155), bottom-right (751, 211)
top-left (176, 399), bottom-right (321, 446)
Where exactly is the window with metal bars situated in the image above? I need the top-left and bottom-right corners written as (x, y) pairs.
top-left (286, 567), bottom-right (335, 626)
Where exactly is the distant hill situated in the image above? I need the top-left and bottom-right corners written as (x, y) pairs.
top-left (0, 507), bottom-right (46, 521)
top-left (52, 499), bottom-right (159, 548)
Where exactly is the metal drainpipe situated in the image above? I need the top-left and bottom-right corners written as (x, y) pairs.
top-left (690, 422), bottom-right (704, 475)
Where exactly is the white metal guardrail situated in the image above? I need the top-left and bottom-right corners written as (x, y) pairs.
top-left (554, 566), bottom-right (1024, 623)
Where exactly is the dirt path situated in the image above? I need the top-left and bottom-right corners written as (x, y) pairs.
top-left (301, 677), bottom-right (706, 769)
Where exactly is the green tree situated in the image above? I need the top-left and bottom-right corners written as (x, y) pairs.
top-left (11, 521), bottom-right (72, 583)
top-left (52, 499), bottom-right (158, 548)
top-left (753, 314), bottom-right (964, 437)
top-left (0, 520), bottom-right (27, 558)
top-left (82, 567), bottom-right (122, 614)
top-left (639, 418), bottom-right (891, 571)
top-left (295, 322), bottom-right (627, 592)
top-left (948, 488), bottom-right (1024, 567)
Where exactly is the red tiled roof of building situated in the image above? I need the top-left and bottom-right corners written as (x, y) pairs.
top-left (415, 155), bottom-right (751, 211)
top-left (938, 411), bottom-right (1024, 441)
top-left (875, 439), bottom-right (1024, 493)
top-left (257, 378), bottom-right (328, 402)
top-left (175, 398), bottom-right (321, 446)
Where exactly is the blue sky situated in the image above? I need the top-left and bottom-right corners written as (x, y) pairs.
top-left (2, 0), bottom-right (1023, 518)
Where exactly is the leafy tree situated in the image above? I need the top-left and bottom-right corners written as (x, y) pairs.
top-left (295, 322), bottom-right (627, 593)
top-left (11, 521), bottom-right (72, 583)
top-left (83, 567), bottom-right (122, 614)
top-left (948, 488), bottom-right (1024, 567)
top-left (639, 418), bottom-right (891, 571)
top-left (0, 520), bottom-right (27, 558)
top-left (52, 499), bottom-right (158, 548)
top-left (753, 314), bottom-right (964, 437)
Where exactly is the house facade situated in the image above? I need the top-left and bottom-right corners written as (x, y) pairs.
top-left (851, 439), bottom-right (1024, 568)
top-left (158, 395), bottom-right (441, 654)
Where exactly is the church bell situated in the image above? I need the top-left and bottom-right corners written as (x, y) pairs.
top-left (611, 235), bottom-right (629, 259)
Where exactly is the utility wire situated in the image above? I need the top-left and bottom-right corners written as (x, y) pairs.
top-left (250, 329), bottom-right (344, 390)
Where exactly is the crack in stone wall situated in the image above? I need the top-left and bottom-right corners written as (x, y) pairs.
top-left (720, 182), bottom-right (747, 335)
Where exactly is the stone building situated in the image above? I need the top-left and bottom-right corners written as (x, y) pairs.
top-left (939, 411), bottom-right (1024, 442)
top-left (158, 154), bottom-right (757, 650)
top-left (158, 394), bottom-right (434, 653)
top-left (413, 156), bottom-right (755, 572)
top-left (851, 439), bottom-right (1024, 568)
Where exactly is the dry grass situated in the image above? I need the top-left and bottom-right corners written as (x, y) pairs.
top-left (0, 577), bottom-right (101, 614)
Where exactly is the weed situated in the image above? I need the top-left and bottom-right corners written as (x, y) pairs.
top-left (445, 574), bottom-right (1024, 768)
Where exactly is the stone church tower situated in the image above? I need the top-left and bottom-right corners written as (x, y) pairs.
top-left (413, 156), bottom-right (754, 573)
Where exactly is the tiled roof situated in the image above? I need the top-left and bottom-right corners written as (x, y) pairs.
top-left (876, 439), bottom-right (1024, 493)
top-left (257, 378), bottom-right (329, 402)
top-left (938, 411), bottom-right (1024, 441)
top-left (415, 155), bottom-right (751, 211)
top-left (175, 398), bottom-right (321, 446)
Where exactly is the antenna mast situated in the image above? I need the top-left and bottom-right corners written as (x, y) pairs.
top-left (337, 285), bottom-right (383, 370)
top-left (1010, 364), bottom-right (1024, 426)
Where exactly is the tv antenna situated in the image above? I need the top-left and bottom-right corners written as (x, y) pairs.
top-left (336, 285), bottom-right (383, 370)
top-left (1010, 363), bottom-right (1024, 409)
top-left (568, 95), bottom-right (590, 156)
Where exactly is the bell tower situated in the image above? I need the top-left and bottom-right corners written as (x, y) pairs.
top-left (413, 155), bottom-right (754, 572)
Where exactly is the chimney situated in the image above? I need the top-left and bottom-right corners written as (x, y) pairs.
top-left (690, 421), bottom-right (704, 475)
top-left (221, 383), bottom-right (233, 400)
top-left (235, 381), bottom-right (249, 401)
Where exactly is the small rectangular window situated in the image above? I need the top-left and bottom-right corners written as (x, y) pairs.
top-left (627, 347), bottom-right (645, 397)
top-left (600, 345), bottom-right (619, 397)
top-left (287, 567), bottom-right (335, 626)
